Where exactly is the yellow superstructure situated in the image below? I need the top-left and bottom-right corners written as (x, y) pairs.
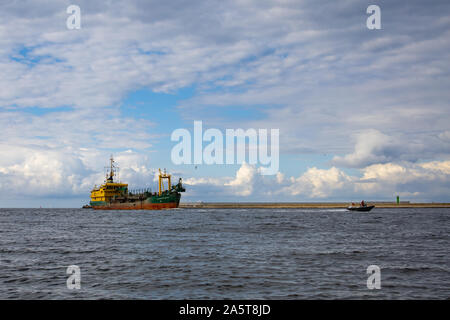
top-left (90, 182), bottom-right (128, 202)
top-left (90, 156), bottom-right (128, 204)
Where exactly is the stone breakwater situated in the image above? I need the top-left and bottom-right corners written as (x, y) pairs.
top-left (180, 202), bottom-right (450, 209)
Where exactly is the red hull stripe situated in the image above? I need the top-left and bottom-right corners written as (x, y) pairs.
top-left (92, 202), bottom-right (179, 210)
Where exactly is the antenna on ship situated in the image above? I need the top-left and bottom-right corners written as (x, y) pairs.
top-left (105, 154), bottom-right (118, 183)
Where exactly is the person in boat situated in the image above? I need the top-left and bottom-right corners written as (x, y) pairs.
top-left (360, 200), bottom-right (366, 207)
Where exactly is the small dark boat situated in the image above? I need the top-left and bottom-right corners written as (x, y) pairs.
top-left (347, 205), bottom-right (375, 212)
top-left (82, 204), bottom-right (92, 209)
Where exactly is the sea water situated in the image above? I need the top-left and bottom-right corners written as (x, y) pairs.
top-left (0, 207), bottom-right (448, 299)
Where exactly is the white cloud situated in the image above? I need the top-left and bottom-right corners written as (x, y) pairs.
top-left (281, 167), bottom-right (353, 198)
top-left (360, 161), bottom-right (450, 185)
top-left (183, 163), bottom-right (259, 198)
top-left (355, 161), bottom-right (450, 200)
top-left (331, 130), bottom-right (394, 168)
top-left (0, 145), bottom-right (156, 198)
top-left (0, 147), bottom-right (93, 196)
top-left (331, 129), bottom-right (450, 168)
top-left (420, 161), bottom-right (450, 175)
top-left (224, 162), bottom-right (258, 196)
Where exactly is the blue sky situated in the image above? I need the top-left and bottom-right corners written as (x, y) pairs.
top-left (0, 0), bottom-right (449, 207)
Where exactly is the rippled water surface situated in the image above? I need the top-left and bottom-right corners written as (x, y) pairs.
top-left (0, 207), bottom-right (448, 299)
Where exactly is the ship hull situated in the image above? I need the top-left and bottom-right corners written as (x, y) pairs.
top-left (92, 201), bottom-right (179, 210)
top-left (90, 192), bottom-right (182, 210)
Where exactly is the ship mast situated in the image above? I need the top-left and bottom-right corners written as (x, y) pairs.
top-left (158, 168), bottom-right (171, 195)
top-left (105, 155), bottom-right (117, 183)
